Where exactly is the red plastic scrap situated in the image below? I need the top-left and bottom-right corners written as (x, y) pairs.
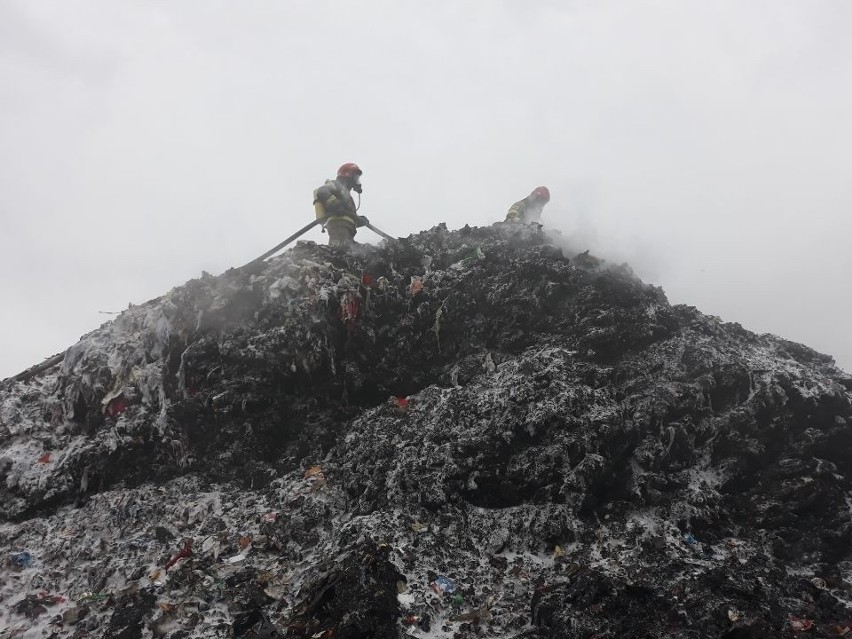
top-left (261, 512), bottom-right (278, 523)
top-left (409, 277), bottom-right (424, 295)
top-left (105, 395), bottom-right (129, 418)
top-left (165, 538), bottom-right (193, 570)
top-left (37, 453), bottom-right (51, 464)
top-left (393, 396), bottom-right (410, 411)
top-left (790, 616), bottom-right (814, 632)
top-left (361, 273), bottom-right (374, 286)
top-left (338, 292), bottom-right (361, 327)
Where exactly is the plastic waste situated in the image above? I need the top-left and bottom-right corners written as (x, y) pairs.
top-left (682, 533), bottom-right (698, 545)
top-left (165, 538), bottom-right (193, 570)
top-left (450, 247), bottom-right (485, 270)
top-left (33, 592), bottom-right (65, 605)
top-left (453, 593), bottom-right (464, 606)
top-left (15, 594), bottom-right (61, 619)
top-left (304, 465), bottom-right (324, 480)
top-left (790, 616), bottom-right (814, 632)
top-left (434, 575), bottom-right (456, 593)
top-left (10, 551), bottom-right (34, 568)
top-left (261, 511), bottom-right (278, 523)
top-left (37, 452), bottom-right (51, 464)
top-left (232, 609), bottom-right (278, 639)
top-left (104, 394), bottom-right (129, 418)
top-left (338, 292), bottom-right (361, 327)
top-left (410, 521), bottom-right (427, 533)
top-left (410, 277), bottom-right (424, 295)
top-left (75, 591), bottom-right (109, 605)
top-left (62, 606), bottom-right (88, 625)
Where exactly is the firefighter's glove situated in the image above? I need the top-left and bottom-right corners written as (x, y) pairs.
top-left (357, 215), bottom-right (370, 228)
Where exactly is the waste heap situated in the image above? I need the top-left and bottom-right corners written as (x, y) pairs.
top-left (2, 222), bottom-right (852, 638)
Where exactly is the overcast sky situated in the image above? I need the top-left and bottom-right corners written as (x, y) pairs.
top-left (1, 0), bottom-right (850, 378)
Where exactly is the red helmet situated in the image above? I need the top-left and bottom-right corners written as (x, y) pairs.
top-left (337, 163), bottom-right (363, 179)
top-left (531, 186), bottom-right (550, 202)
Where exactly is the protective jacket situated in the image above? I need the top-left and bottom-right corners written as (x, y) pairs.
top-left (505, 196), bottom-right (544, 224)
top-left (314, 178), bottom-right (362, 244)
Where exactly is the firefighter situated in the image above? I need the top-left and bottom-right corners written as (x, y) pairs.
top-left (313, 163), bottom-right (369, 247)
top-left (505, 186), bottom-right (551, 224)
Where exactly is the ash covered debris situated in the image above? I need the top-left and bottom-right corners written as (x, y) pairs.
top-left (1, 221), bottom-right (852, 638)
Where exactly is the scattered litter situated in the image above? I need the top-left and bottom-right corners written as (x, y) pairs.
top-left (829, 624), bottom-right (852, 636)
top-left (304, 465), bottom-right (324, 480)
top-left (811, 577), bottom-right (829, 590)
top-left (553, 545), bottom-right (565, 559)
top-left (450, 247), bottom-right (485, 270)
top-left (9, 551), bottom-right (34, 568)
top-left (682, 533), bottom-right (698, 546)
top-left (728, 609), bottom-right (741, 622)
top-left (790, 616), bottom-right (814, 632)
top-left (433, 575), bottom-right (456, 593)
top-left (393, 396), bottom-right (411, 411)
top-left (453, 593), bottom-right (464, 605)
top-left (452, 606), bottom-right (490, 623)
top-left (404, 614), bottom-right (420, 625)
top-left (201, 536), bottom-right (221, 559)
top-left (338, 292), bottom-right (360, 327)
top-left (62, 606), bottom-right (88, 625)
top-left (75, 591), bottom-right (109, 605)
top-left (164, 538), bottom-right (193, 570)
top-left (261, 511), bottom-right (278, 523)
top-left (37, 452), bottom-right (51, 464)
top-left (104, 394), bottom-right (129, 418)
top-left (409, 276), bottom-right (424, 295)
top-left (410, 521), bottom-right (427, 533)
top-left (14, 594), bottom-right (60, 619)
top-left (396, 580), bottom-right (408, 594)
top-left (361, 273), bottom-right (374, 286)
top-left (239, 535), bottom-right (252, 549)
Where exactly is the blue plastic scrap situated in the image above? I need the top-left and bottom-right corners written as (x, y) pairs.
top-left (435, 575), bottom-right (456, 593)
top-left (10, 551), bottom-right (34, 568)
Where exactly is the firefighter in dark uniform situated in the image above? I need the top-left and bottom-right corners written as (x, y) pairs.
top-left (505, 186), bottom-right (551, 224)
top-left (313, 163), bottom-right (369, 247)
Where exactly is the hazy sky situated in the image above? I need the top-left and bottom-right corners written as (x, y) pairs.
top-left (1, 0), bottom-right (851, 378)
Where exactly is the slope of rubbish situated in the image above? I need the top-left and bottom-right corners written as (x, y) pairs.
top-left (2, 222), bottom-right (852, 639)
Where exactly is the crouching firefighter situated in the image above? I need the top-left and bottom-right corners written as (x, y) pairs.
top-left (313, 163), bottom-right (370, 247)
top-left (505, 186), bottom-right (551, 224)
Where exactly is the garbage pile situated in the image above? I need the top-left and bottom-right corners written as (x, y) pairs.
top-left (2, 221), bottom-right (852, 638)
